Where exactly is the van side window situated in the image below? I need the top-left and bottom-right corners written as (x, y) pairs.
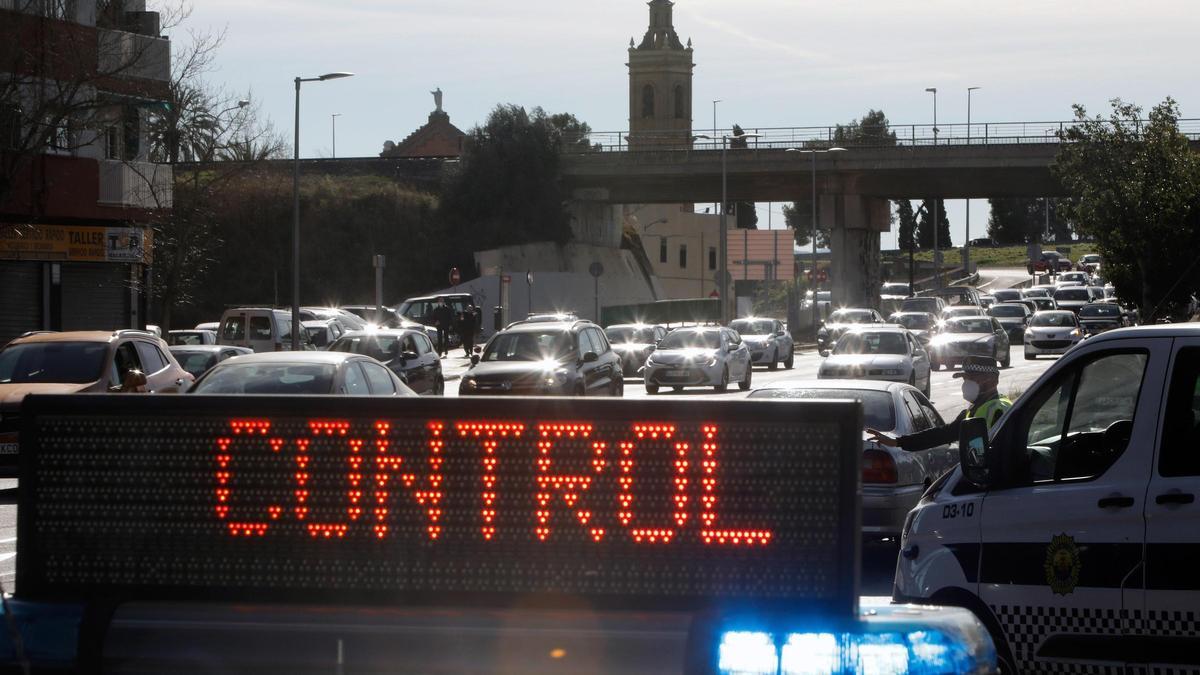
top-left (1160, 347), bottom-right (1200, 476)
top-left (250, 316), bottom-right (272, 341)
top-left (221, 316), bottom-right (245, 341)
top-left (1018, 351), bottom-right (1148, 483)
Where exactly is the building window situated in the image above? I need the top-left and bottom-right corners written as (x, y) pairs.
top-left (37, 0), bottom-right (72, 20)
top-left (674, 85), bottom-right (685, 119)
top-left (0, 105), bottom-right (19, 150)
top-left (44, 115), bottom-right (70, 152)
top-left (122, 106), bottom-right (140, 160)
top-left (659, 237), bottom-right (667, 263)
top-left (708, 247), bottom-right (717, 271)
top-left (641, 84), bottom-right (655, 119)
top-left (679, 244), bottom-right (687, 269)
top-left (104, 126), bottom-right (120, 159)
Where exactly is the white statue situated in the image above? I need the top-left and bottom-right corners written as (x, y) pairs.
top-left (431, 88), bottom-right (443, 113)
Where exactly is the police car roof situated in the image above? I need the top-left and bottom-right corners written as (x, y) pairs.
top-left (339, 328), bottom-right (426, 337)
top-left (211, 351), bottom-right (363, 366)
top-left (167, 345), bottom-right (238, 354)
top-left (1083, 323), bottom-right (1200, 342)
top-left (842, 324), bottom-right (909, 333)
top-left (505, 321), bottom-right (587, 333)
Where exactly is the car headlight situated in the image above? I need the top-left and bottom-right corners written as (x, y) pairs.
top-left (544, 369), bottom-right (570, 387)
top-left (705, 356), bottom-right (719, 367)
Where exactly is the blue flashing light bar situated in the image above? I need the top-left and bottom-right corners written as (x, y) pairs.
top-left (717, 601), bottom-right (996, 675)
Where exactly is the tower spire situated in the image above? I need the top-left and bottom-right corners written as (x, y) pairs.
top-left (637, 0), bottom-right (684, 50)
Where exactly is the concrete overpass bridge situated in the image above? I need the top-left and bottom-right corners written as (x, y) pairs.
top-left (561, 119), bottom-right (1200, 307)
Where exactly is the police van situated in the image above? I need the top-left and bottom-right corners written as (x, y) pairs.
top-left (896, 323), bottom-right (1200, 673)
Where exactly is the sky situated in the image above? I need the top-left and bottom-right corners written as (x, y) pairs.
top-left (179, 0), bottom-right (1200, 247)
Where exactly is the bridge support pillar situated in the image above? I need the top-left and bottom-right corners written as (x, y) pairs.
top-left (821, 194), bottom-right (888, 309)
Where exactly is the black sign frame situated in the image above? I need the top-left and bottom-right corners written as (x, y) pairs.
top-left (18, 394), bottom-right (861, 619)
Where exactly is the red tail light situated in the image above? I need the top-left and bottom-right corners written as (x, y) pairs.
top-left (862, 449), bottom-right (898, 484)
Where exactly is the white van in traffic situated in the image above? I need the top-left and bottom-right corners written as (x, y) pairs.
top-left (895, 323), bottom-right (1200, 673)
top-left (217, 308), bottom-right (311, 352)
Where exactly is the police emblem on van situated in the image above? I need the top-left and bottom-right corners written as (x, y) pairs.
top-left (1044, 533), bottom-right (1081, 595)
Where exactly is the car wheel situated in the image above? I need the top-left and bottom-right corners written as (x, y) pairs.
top-left (1000, 349), bottom-right (1011, 369)
top-left (574, 384), bottom-right (586, 397)
top-left (611, 377), bottom-right (624, 397)
top-left (908, 373), bottom-right (916, 387)
top-left (645, 383), bottom-right (660, 394)
top-left (768, 349), bottom-right (778, 370)
top-left (673, 386), bottom-right (683, 392)
top-left (1025, 352), bottom-right (1036, 360)
top-left (739, 365), bottom-right (752, 391)
top-left (433, 376), bottom-right (445, 396)
top-left (714, 367), bottom-right (729, 392)
top-left (785, 350), bottom-right (794, 369)
top-left (922, 374), bottom-right (931, 398)
top-left (930, 357), bottom-right (941, 371)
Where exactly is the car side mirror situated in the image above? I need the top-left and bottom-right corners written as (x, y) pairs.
top-left (470, 354), bottom-right (480, 366)
top-left (819, 349), bottom-right (831, 358)
top-left (959, 416), bottom-right (994, 488)
top-left (775, 330), bottom-right (786, 337)
top-left (583, 351), bottom-right (599, 363)
top-left (120, 369), bottom-right (148, 393)
top-left (401, 350), bottom-right (419, 361)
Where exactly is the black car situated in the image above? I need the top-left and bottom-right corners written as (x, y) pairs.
top-left (988, 302), bottom-right (1032, 344)
top-left (604, 323), bottom-right (667, 377)
top-left (329, 329), bottom-right (444, 395)
top-left (1077, 302), bottom-right (1127, 335)
top-left (167, 345), bottom-right (253, 379)
top-left (459, 320), bottom-right (623, 397)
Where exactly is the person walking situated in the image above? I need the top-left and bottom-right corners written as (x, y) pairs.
top-left (867, 355), bottom-right (1012, 451)
top-left (458, 304), bottom-right (478, 357)
top-left (433, 298), bottom-right (453, 357)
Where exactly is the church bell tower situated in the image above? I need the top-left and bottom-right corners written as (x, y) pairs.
top-left (627, 0), bottom-right (694, 149)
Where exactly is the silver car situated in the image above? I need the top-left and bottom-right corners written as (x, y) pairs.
top-left (642, 327), bottom-right (752, 394)
top-left (1023, 310), bottom-right (1083, 359)
top-left (817, 326), bottom-right (932, 398)
top-left (729, 317), bottom-right (794, 370)
top-left (748, 379), bottom-right (958, 541)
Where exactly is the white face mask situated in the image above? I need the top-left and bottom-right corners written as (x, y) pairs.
top-left (961, 380), bottom-right (981, 403)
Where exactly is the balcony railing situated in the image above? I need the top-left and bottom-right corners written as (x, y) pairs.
top-left (98, 29), bottom-right (169, 83)
top-left (98, 160), bottom-right (172, 209)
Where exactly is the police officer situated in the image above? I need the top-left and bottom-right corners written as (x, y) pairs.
top-left (867, 355), bottom-right (1012, 451)
top-left (458, 304), bottom-right (478, 357)
top-left (432, 298), bottom-right (454, 357)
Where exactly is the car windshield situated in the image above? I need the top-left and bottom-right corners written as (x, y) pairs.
top-left (730, 320), bottom-right (774, 335)
top-left (944, 318), bottom-right (993, 334)
top-left (829, 310), bottom-right (873, 324)
top-left (192, 362), bottom-right (336, 394)
top-left (990, 305), bottom-right (1026, 317)
top-left (1032, 298), bottom-right (1056, 310)
top-left (658, 330), bottom-right (722, 350)
top-left (833, 332), bottom-right (908, 355)
top-left (1055, 288), bottom-right (1090, 301)
top-left (1031, 312), bottom-right (1076, 327)
top-left (1080, 304), bottom-right (1121, 317)
top-left (901, 298), bottom-right (938, 312)
top-left (893, 314), bottom-right (932, 330)
top-left (605, 327), bottom-right (656, 343)
top-left (749, 388), bottom-right (897, 431)
top-left (881, 284), bottom-right (909, 295)
top-left (167, 332), bottom-right (205, 346)
top-left (992, 290), bottom-right (1020, 301)
top-left (0, 341), bottom-right (107, 384)
top-left (1083, 255), bottom-right (1100, 263)
top-left (173, 352), bottom-right (218, 378)
top-left (1023, 289), bottom-right (1050, 298)
top-left (482, 331), bottom-right (575, 362)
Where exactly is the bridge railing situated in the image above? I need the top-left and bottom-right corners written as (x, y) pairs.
top-left (565, 119), bottom-right (1200, 153)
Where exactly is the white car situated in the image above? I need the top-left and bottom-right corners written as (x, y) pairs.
top-left (642, 327), bottom-right (752, 394)
top-left (166, 329), bottom-right (217, 346)
top-left (941, 305), bottom-right (986, 321)
top-left (1055, 271), bottom-right (1092, 287)
top-left (817, 326), bottom-right (932, 397)
top-left (729, 317), bottom-right (794, 370)
top-left (1023, 310), bottom-right (1083, 359)
top-left (302, 319), bottom-right (349, 350)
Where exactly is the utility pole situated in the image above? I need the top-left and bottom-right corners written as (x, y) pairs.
top-left (331, 113), bottom-right (342, 158)
top-left (965, 87), bottom-right (980, 274)
top-left (925, 87), bottom-right (940, 287)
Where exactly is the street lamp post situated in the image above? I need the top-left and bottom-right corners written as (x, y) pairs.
top-left (787, 146), bottom-right (847, 332)
top-left (964, 86), bottom-right (980, 274)
top-left (292, 72), bottom-right (354, 350)
top-left (331, 113), bottom-right (342, 158)
top-left (925, 87), bottom-right (940, 288)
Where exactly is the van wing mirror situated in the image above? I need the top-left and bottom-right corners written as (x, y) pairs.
top-left (958, 416), bottom-right (993, 488)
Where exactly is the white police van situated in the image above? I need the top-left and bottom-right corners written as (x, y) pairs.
top-left (896, 323), bottom-right (1200, 673)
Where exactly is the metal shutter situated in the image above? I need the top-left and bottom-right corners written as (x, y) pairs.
top-left (0, 262), bottom-right (42, 345)
top-left (62, 263), bottom-right (129, 332)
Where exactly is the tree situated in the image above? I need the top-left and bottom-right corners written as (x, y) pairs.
top-left (833, 109), bottom-right (898, 146)
top-left (783, 201), bottom-right (829, 249)
top-left (436, 105), bottom-right (591, 281)
top-left (987, 198), bottom-right (1070, 245)
top-left (916, 199), bottom-right (951, 250)
top-left (1054, 98), bottom-right (1200, 320)
top-left (896, 199), bottom-right (917, 251)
